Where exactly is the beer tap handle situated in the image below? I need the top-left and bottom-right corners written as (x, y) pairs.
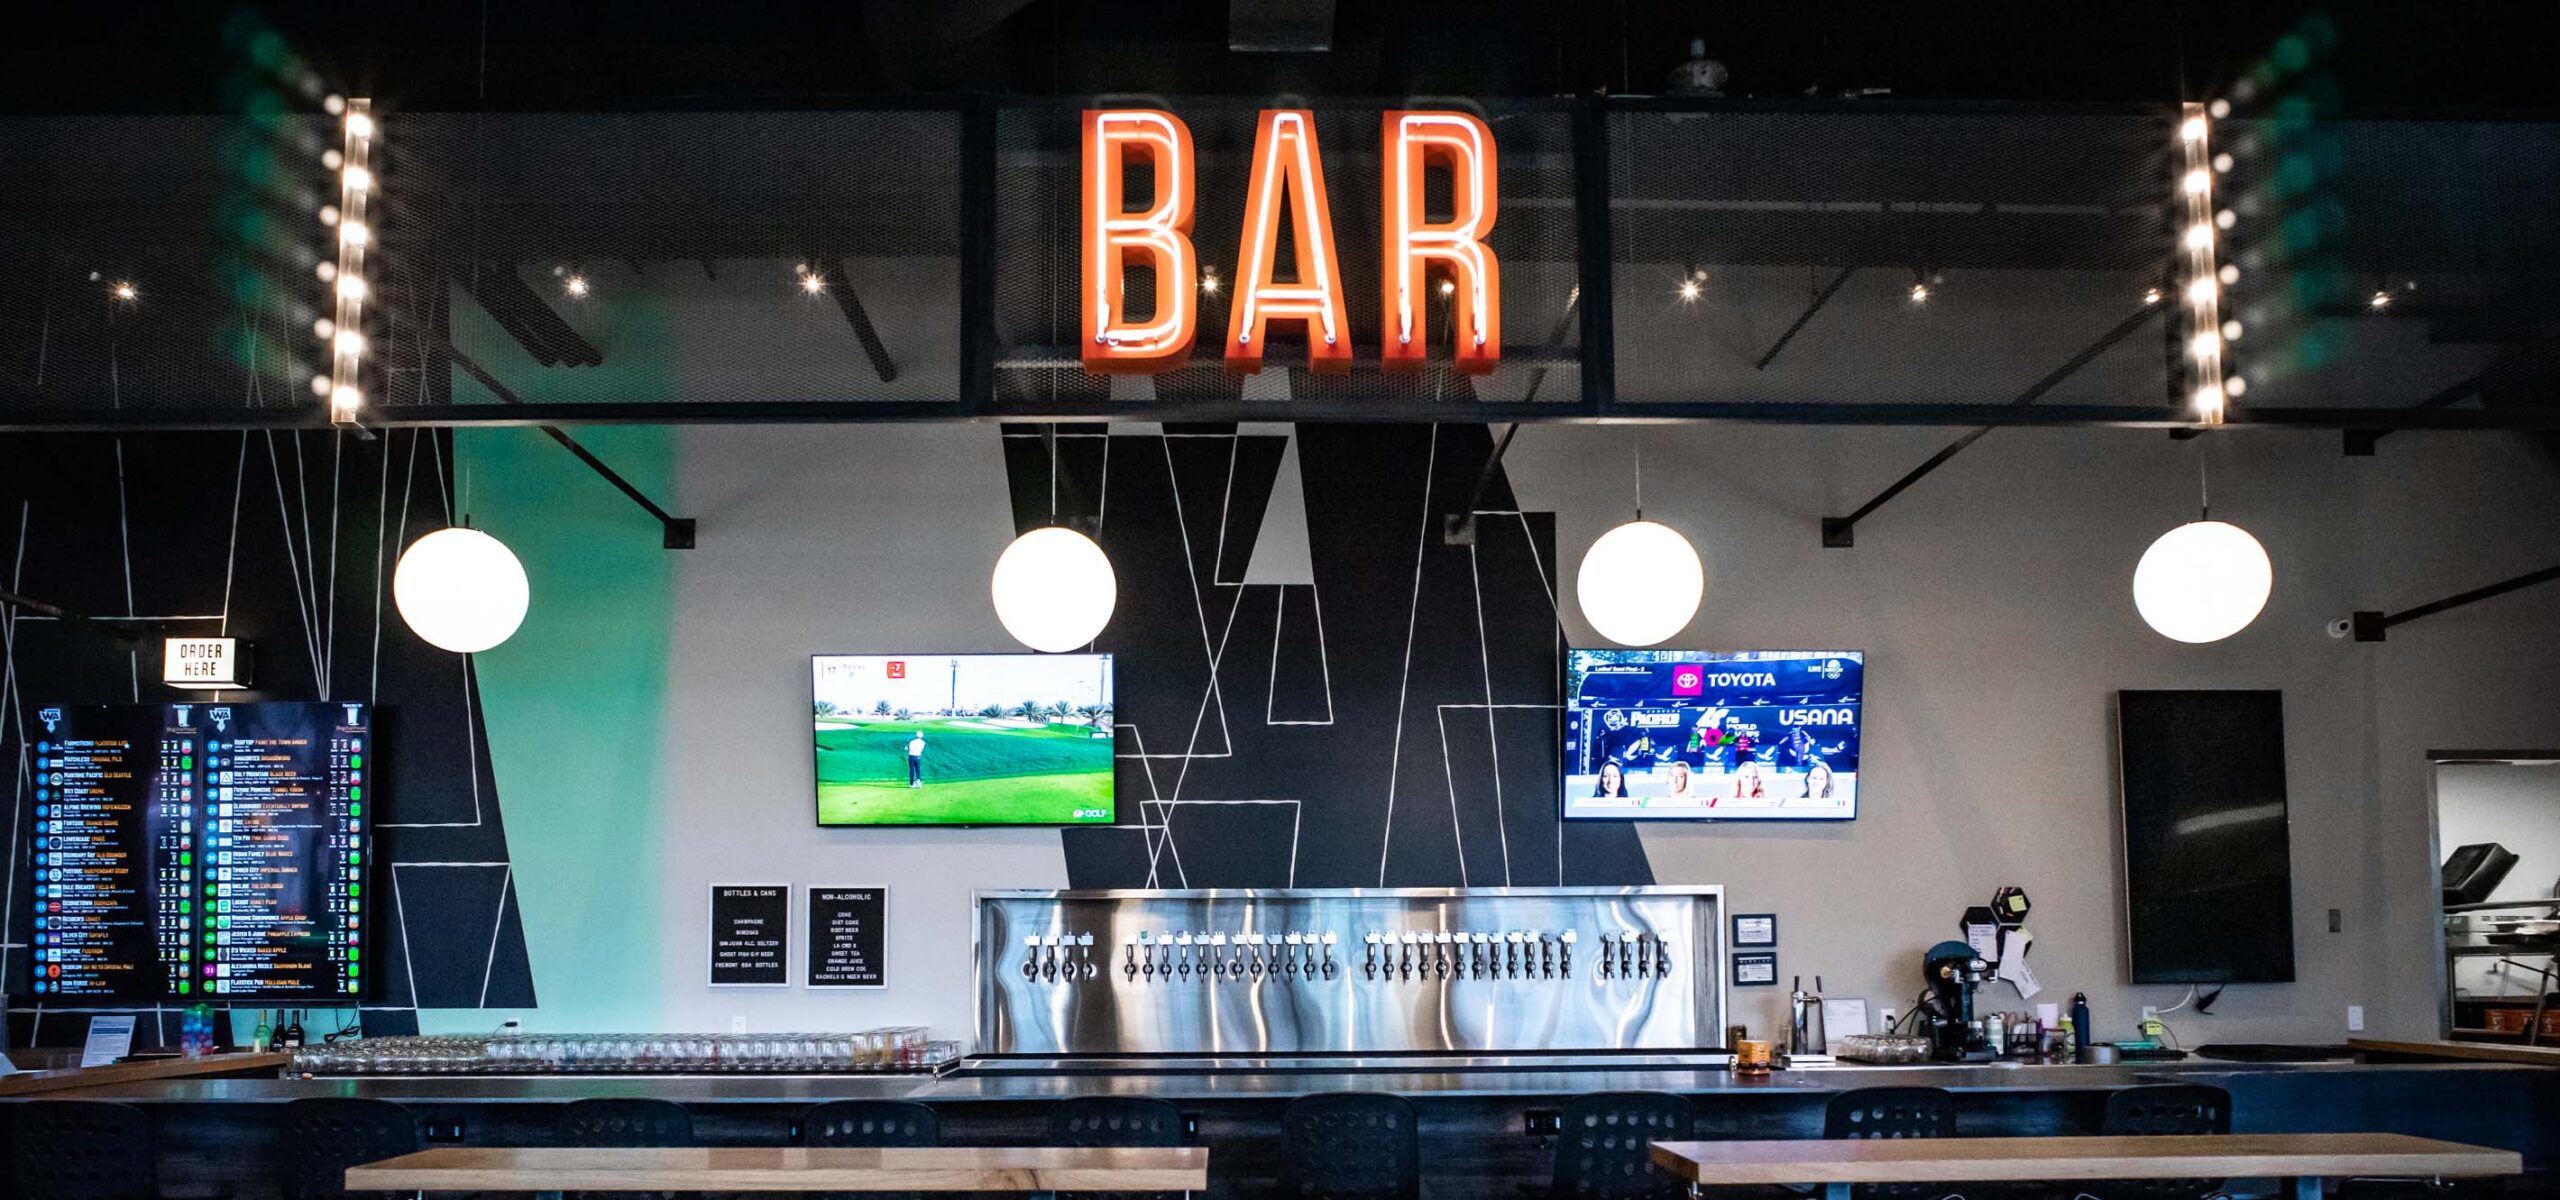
top-left (1363, 932), bottom-right (1380, 980)
top-left (1023, 935), bottom-right (1042, 981)
top-left (1321, 932), bottom-right (1339, 980)
top-left (1122, 934), bottom-right (1138, 981)
top-left (1560, 928), bottom-right (1576, 978)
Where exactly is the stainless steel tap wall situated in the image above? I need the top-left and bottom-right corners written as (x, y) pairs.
top-left (973, 887), bottom-right (1727, 1056)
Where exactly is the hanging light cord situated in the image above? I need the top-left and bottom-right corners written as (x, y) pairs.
top-left (2198, 448), bottom-right (2211, 522)
top-left (1633, 432), bottom-right (1645, 521)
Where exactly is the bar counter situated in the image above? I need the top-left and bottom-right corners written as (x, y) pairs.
top-left (8, 1055), bottom-right (2554, 1197)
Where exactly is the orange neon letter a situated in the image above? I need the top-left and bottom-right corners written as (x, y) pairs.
top-left (1382, 111), bottom-right (1500, 374)
top-left (1081, 109), bottom-right (1198, 373)
top-left (1226, 110), bottom-right (1353, 373)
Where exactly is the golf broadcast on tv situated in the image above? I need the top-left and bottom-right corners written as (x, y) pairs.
top-left (811, 653), bottom-right (1115, 826)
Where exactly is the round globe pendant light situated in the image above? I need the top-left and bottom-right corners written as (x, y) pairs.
top-left (2132, 519), bottom-right (2271, 643)
top-left (992, 525), bottom-right (1117, 653)
top-left (393, 526), bottom-right (530, 654)
top-left (1577, 519), bottom-right (1704, 646)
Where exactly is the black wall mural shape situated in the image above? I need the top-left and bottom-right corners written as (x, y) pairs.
top-left (0, 430), bottom-right (534, 1044)
top-left (1003, 422), bottom-right (1653, 890)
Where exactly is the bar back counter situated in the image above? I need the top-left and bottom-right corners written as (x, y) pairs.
top-left (7, 887), bottom-right (2556, 1195)
top-left (8, 1056), bottom-right (2557, 1197)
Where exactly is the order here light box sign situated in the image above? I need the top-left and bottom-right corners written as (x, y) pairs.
top-left (1081, 108), bottom-right (1502, 375)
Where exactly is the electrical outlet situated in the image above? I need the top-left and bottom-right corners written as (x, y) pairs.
top-left (2141, 1006), bottom-right (2160, 1022)
top-left (2346, 1005), bottom-right (2365, 1032)
top-left (730, 1014), bottom-right (747, 1034)
top-left (2328, 909), bottom-right (2343, 933)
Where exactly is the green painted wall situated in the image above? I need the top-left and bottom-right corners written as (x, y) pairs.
top-left (422, 424), bottom-right (678, 1033)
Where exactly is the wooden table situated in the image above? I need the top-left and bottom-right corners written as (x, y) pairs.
top-left (1650, 1133), bottom-right (2520, 1200)
top-left (2348, 1037), bottom-right (2560, 1067)
top-left (0, 1051), bottom-right (289, 1098)
top-left (346, 1146), bottom-right (1211, 1196)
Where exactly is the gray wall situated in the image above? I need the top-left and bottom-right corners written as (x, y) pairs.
top-left (1503, 425), bottom-right (2560, 1046)
top-left (452, 422), bottom-right (2560, 1048)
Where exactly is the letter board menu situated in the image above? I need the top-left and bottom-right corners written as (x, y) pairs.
top-left (27, 702), bottom-right (369, 1002)
top-left (709, 884), bottom-right (790, 986)
top-left (807, 886), bottom-right (887, 988)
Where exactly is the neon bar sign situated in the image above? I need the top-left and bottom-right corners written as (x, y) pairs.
top-left (1082, 108), bottom-right (1501, 376)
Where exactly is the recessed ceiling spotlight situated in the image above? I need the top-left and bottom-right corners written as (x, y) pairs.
top-left (2369, 289), bottom-right (2392, 310)
top-left (1908, 281), bottom-right (1929, 304)
top-left (111, 281), bottom-right (137, 302)
top-left (1437, 279), bottom-right (1457, 297)
top-left (800, 271), bottom-right (826, 296)
top-left (1199, 270), bottom-right (1220, 295)
top-left (564, 273), bottom-right (590, 299)
top-left (2143, 287), bottom-right (2163, 305)
top-left (1677, 279), bottom-right (1701, 303)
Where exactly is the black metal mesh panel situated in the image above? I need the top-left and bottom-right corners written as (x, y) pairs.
top-left (0, 110), bottom-right (963, 421)
top-left (373, 110), bottom-right (963, 409)
top-left (993, 100), bottom-right (1581, 407)
top-left (1608, 107), bottom-right (2182, 410)
top-left (2214, 117), bottom-right (2560, 420)
top-left (0, 115), bottom-right (332, 415)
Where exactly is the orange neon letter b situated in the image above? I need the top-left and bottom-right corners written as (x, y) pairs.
top-left (1382, 111), bottom-right (1500, 374)
top-left (1226, 110), bottom-right (1353, 373)
top-left (1081, 110), bottom-right (1198, 373)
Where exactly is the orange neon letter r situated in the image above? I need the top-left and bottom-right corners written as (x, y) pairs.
top-left (1381, 110), bottom-right (1500, 374)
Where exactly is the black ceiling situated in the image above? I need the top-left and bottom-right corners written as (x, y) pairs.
top-left (4, 0), bottom-right (2557, 115)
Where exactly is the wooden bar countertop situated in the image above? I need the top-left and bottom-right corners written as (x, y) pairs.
top-left (345, 1146), bottom-right (1212, 1193)
top-left (1649, 1133), bottom-right (2521, 1185)
top-left (0, 1051), bottom-right (290, 1098)
top-left (2348, 1038), bottom-right (2560, 1068)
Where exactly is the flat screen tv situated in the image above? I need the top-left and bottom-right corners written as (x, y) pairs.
top-left (2117, 689), bottom-right (2296, 983)
top-left (812, 654), bottom-right (1115, 827)
top-left (1562, 649), bottom-right (1863, 820)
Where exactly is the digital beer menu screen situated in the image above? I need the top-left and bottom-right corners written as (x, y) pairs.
top-left (28, 701), bottom-right (369, 1002)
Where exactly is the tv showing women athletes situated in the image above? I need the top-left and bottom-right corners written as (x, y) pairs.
top-left (1562, 650), bottom-right (1863, 821)
top-left (812, 654), bottom-right (1114, 826)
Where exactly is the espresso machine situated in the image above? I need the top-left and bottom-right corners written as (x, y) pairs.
top-left (1918, 940), bottom-right (1996, 1062)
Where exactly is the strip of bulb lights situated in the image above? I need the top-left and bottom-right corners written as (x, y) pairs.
top-left (2177, 101), bottom-right (2237, 425)
top-left (319, 98), bottom-right (374, 426)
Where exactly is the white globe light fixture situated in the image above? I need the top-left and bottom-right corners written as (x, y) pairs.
top-left (393, 526), bottom-right (530, 654)
top-left (992, 526), bottom-right (1118, 653)
top-left (1576, 519), bottom-right (1704, 646)
top-left (2133, 519), bottom-right (2272, 643)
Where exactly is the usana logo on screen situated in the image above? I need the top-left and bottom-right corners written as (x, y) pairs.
top-left (1562, 650), bottom-right (1864, 822)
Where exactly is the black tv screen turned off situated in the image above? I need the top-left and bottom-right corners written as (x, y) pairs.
top-left (2117, 689), bottom-right (2297, 984)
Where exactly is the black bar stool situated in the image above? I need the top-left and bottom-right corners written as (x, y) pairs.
top-left (797, 1101), bottom-right (938, 1200)
top-left (276, 1097), bottom-right (422, 1200)
top-left (1278, 1092), bottom-right (1418, 1200)
top-left (555, 1098), bottom-right (694, 1200)
top-left (1824, 1087), bottom-right (1957, 1200)
top-left (2078, 1085), bottom-right (2231, 1200)
top-left (7, 1100), bottom-right (161, 1200)
top-left (1536, 1090), bottom-right (1696, 1200)
top-left (797, 1099), bottom-right (939, 1147)
top-left (1045, 1097), bottom-right (1189, 1200)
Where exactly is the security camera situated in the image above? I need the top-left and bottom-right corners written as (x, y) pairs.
top-left (2325, 617), bottom-right (2353, 639)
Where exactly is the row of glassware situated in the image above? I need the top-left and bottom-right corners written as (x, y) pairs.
top-left (291, 1029), bottom-right (960, 1075)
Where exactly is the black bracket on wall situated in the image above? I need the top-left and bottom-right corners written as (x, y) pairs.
top-left (1756, 267), bottom-right (1857, 371)
top-left (1442, 423), bottom-right (1521, 546)
top-left (1820, 299), bottom-right (2167, 548)
top-left (420, 318), bottom-right (698, 549)
top-left (2343, 373), bottom-right (2483, 457)
top-left (2349, 562), bottom-right (2560, 641)
top-left (0, 587), bottom-right (159, 645)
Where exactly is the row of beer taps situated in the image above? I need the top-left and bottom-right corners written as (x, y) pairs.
top-left (1020, 927), bottom-right (1678, 984)
top-left (1123, 930), bottom-right (1338, 981)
